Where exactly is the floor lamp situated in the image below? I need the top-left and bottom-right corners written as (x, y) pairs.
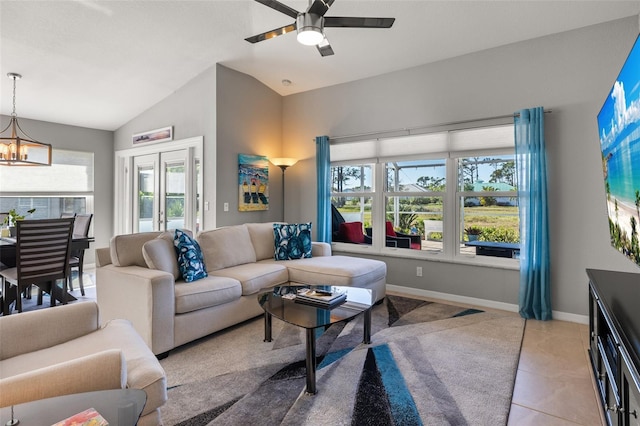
top-left (270, 158), bottom-right (297, 220)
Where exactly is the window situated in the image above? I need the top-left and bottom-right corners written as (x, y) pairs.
top-left (457, 155), bottom-right (519, 256)
top-left (330, 123), bottom-right (519, 265)
top-left (331, 164), bottom-right (373, 243)
top-left (0, 149), bottom-right (94, 220)
top-left (385, 159), bottom-right (446, 253)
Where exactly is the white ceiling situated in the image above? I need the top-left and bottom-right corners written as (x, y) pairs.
top-left (1, 1), bottom-right (639, 131)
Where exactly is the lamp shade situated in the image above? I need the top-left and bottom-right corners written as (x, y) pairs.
top-left (270, 157), bottom-right (298, 168)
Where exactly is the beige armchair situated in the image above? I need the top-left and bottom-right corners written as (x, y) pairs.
top-left (0, 302), bottom-right (167, 426)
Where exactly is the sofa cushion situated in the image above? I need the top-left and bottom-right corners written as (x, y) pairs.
top-left (174, 276), bottom-right (242, 314)
top-left (142, 238), bottom-right (180, 280)
top-left (339, 222), bottom-right (365, 244)
top-left (246, 222), bottom-right (282, 261)
top-left (198, 225), bottom-right (257, 271)
top-left (210, 263), bottom-right (288, 296)
top-left (110, 232), bottom-right (162, 267)
top-left (282, 255), bottom-right (386, 288)
top-left (174, 229), bottom-right (208, 282)
top-left (274, 222), bottom-right (312, 260)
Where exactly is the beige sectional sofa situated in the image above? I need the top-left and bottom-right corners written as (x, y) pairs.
top-left (96, 222), bottom-right (387, 356)
top-left (0, 301), bottom-right (166, 426)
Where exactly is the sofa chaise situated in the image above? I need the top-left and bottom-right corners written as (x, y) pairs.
top-left (0, 301), bottom-right (166, 426)
top-left (96, 222), bottom-right (387, 356)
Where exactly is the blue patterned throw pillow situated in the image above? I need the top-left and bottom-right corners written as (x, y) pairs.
top-left (174, 229), bottom-right (208, 282)
top-left (274, 223), bottom-right (312, 260)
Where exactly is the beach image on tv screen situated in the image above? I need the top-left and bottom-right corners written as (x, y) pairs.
top-left (598, 35), bottom-right (640, 266)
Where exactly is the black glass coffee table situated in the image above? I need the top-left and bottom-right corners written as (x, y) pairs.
top-left (0, 388), bottom-right (146, 425)
top-left (258, 285), bottom-right (374, 394)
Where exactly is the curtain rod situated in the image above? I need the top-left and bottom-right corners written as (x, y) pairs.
top-left (327, 109), bottom-right (552, 142)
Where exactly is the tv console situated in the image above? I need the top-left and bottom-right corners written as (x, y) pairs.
top-left (588, 268), bottom-right (640, 425)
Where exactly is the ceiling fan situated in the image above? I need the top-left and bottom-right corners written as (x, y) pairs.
top-left (245, 0), bottom-right (395, 57)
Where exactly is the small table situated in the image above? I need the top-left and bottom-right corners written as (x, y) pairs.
top-left (0, 389), bottom-right (146, 426)
top-left (258, 285), bottom-right (374, 395)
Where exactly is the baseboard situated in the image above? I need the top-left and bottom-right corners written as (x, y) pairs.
top-left (551, 310), bottom-right (589, 325)
top-left (385, 284), bottom-right (589, 325)
top-left (386, 284), bottom-right (519, 313)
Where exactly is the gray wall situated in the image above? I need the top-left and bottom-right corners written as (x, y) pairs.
top-left (215, 64), bottom-right (284, 225)
top-left (114, 64), bottom-right (284, 229)
top-left (108, 15), bottom-right (640, 317)
top-left (282, 16), bottom-right (640, 317)
top-left (0, 115), bottom-right (114, 265)
top-left (114, 66), bottom-right (218, 228)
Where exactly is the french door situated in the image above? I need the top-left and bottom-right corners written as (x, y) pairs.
top-left (133, 150), bottom-right (193, 232)
top-left (114, 137), bottom-right (203, 235)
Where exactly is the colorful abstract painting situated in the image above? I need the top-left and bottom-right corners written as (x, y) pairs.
top-left (238, 154), bottom-right (269, 211)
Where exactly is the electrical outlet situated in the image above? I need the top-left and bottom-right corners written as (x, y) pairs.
top-left (223, 202), bottom-right (229, 212)
top-left (416, 266), bottom-right (423, 277)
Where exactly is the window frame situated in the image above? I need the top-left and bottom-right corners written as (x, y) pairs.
top-left (0, 148), bottom-right (95, 223)
top-left (330, 124), bottom-right (520, 269)
top-left (331, 161), bottom-right (376, 251)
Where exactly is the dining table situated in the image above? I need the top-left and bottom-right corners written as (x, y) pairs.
top-left (0, 235), bottom-right (95, 314)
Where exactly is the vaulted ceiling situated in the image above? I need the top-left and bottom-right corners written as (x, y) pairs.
top-left (1, 1), bottom-right (638, 131)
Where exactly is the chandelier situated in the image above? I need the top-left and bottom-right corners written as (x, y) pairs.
top-left (0, 73), bottom-right (52, 166)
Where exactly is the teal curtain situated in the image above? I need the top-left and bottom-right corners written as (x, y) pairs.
top-left (316, 136), bottom-right (331, 243)
top-left (515, 107), bottom-right (552, 320)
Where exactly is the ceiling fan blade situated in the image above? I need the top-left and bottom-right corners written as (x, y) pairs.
top-left (254, 0), bottom-right (299, 19)
top-left (307, 0), bottom-right (336, 16)
top-left (245, 23), bottom-right (297, 43)
top-left (324, 16), bottom-right (395, 28)
top-left (317, 37), bottom-right (334, 57)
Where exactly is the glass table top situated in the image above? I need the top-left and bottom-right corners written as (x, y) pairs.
top-left (258, 285), bottom-right (374, 330)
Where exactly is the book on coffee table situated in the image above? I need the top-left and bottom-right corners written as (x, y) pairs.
top-left (52, 407), bottom-right (108, 426)
top-left (295, 288), bottom-right (347, 308)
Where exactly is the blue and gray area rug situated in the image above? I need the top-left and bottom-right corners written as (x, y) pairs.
top-left (159, 295), bottom-right (525, 426)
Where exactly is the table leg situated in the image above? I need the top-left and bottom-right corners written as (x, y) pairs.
top-left (60, 278), bottom-right (68, 305)
top-left (363, 307), bottom-right (372, 344)
top-left (305, 328), bottom-right (317, 395)
top-left (2, 278), bottom-right (15, 315)
top-left (264, 311), bottom-right (272, 342)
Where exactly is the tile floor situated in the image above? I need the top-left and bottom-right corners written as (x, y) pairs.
top-left (386, 290), bottom-right (604, 425)
top-left (508, 319), bottom-right (604, 425)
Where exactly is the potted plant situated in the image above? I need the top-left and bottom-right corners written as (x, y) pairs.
top-left (464, 225), bottom-right (483, 242)
top-left (3, 208), bottom-right (36, 237)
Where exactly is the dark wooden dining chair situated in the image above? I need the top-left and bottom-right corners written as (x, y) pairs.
top-left (0, 218), bottom-right (74, 314)
top-left (67, 213), bottom-right (93, 295)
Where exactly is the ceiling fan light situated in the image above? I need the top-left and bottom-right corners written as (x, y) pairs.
top-left (296, 13), bottom-right (324, 46)
top-left (297, 28), bottom-right (324, 46)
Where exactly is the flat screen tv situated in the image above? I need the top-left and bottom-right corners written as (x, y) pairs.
top-left (598, 34), bottom-right (640, 267)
